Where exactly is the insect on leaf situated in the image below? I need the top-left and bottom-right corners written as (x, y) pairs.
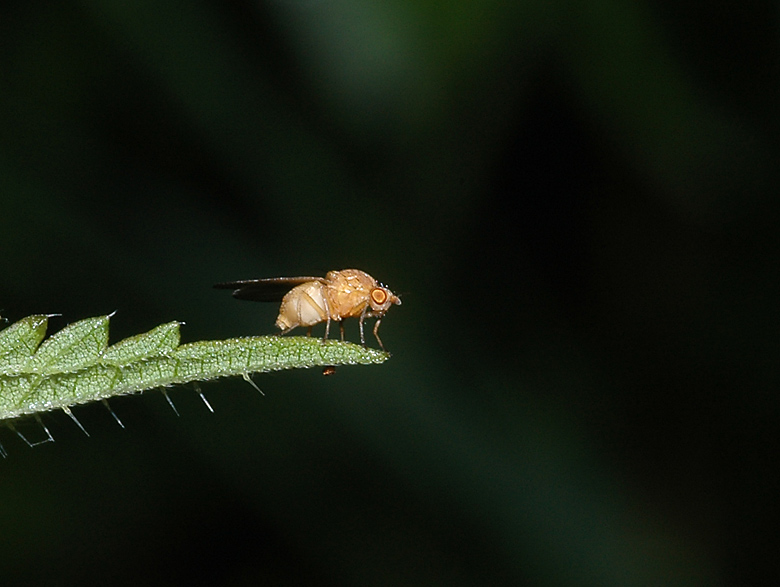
top-left (0, 314), bottom-right (390, 426)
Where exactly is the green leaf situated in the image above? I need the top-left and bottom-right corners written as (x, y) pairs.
top-left (100, 321), bottom-right (181, 364)
top-left (26, 316), bottom-right (110, 373)
top-left (0, 314), bottom-right (389, 423)
top-left (0, 315), bottom-right (49, 374)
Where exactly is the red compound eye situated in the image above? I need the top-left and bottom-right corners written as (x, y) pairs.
top-left (371, 288), bottom-right (387, 305)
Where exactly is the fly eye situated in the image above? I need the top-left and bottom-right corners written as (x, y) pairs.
top-left (371, 288), bottom-right (388, 305)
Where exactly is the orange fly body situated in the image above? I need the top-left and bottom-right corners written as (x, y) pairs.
top-left (215, 269), bottom-right (401, 351)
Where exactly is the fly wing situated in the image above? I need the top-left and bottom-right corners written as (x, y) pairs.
top-left (214, 277), bottom-right (323, 302)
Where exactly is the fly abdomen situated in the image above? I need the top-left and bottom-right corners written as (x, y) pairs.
top-left (275, 281), bottom-right (330, 330)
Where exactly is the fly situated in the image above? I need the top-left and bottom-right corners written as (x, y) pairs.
top-left (214, 269), bottom-right (401, 351)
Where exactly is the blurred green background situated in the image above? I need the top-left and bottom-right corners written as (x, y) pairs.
top-left (1, 0), bottom-right (778, 585)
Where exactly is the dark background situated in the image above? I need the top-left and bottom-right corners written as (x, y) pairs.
top-left (1, 1), bottom-right (778, 585)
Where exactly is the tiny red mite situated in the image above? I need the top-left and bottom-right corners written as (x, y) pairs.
top-left (214, 269), bottom-right (401, 351)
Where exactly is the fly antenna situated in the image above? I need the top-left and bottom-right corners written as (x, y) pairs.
top-left (160, 388), bottom-right (180, 417)
top-left (62, 406), bottom-right (90, 437)
top-left (101, 400), bottom-right (125, 429)
top-left (242, 372), bottom-right (264, 395)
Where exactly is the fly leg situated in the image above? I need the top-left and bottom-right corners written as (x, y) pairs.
top-left (358, 307), bottom-right (368, 346)
top-left (359, 309), bottom-right (388, 351)
top-left (373, 318), bottom-right (386, 351)
top-left (322, 293), bottom-right (332, 342)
